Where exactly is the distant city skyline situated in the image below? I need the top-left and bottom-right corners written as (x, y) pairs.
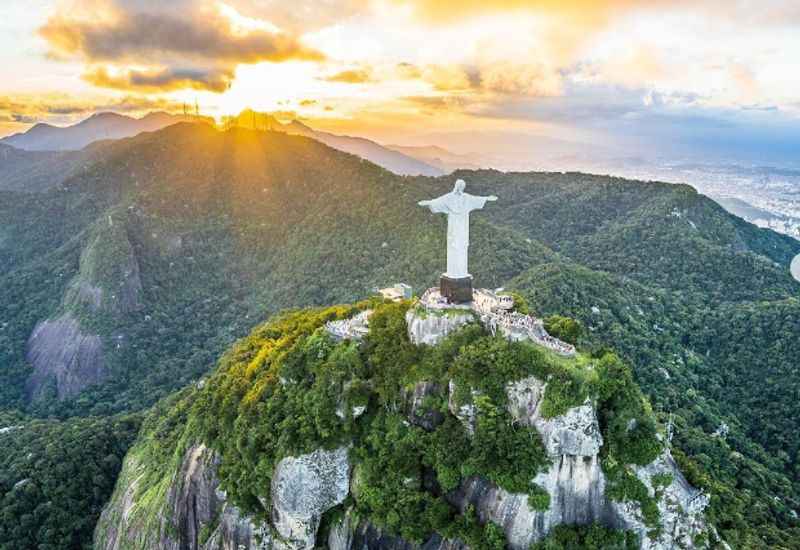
top-left (3, 0), bottom-right (800, 166)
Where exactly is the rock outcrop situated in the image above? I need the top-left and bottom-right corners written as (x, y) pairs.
top-left (447, 380), bottom-right (480, 435)
top-left (444, 376), bottom-right (610, 549)
top-left (64, 218), bottom-right (143, 315)
top-left (612, 450), bottom-right (711, 550)
top-left (270, 447), bottom-right (351, 550)
top-left (328, 510), bottom-right (466, 550)
top-left (506, 376), bottom-right (602, 457)
top-left (406, 381), bottom-right (445, 431)
top-left (443, 375), bottom-right (709, 550)
top-left (24, 216), bottom-right (144, 403)
top-left (450, 462), bottom-right (612, 550)
top-left (406, 308), bottom-right (475, 346)
top-left (95, 444), bottom-right (268, 550)
top-left (96, 444), bottom-right (349, 550)
top-left (25, 314), bottom-right (105, 400)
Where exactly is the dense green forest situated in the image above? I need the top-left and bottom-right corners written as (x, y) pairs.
top-left (0, 412), bottom-right (140, 550)
top-left (1, 122), bottom-right (799, 548)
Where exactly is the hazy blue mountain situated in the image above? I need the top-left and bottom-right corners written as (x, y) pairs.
top-left (1, 111), bottom-right (213, 151)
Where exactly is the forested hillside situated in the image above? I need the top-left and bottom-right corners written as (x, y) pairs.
top-left (0, 412), bottom-right (140, 549)
top-left (93, 301), bottom-right (695, 550)
top-left (1, 122), bottom-right (799, 548)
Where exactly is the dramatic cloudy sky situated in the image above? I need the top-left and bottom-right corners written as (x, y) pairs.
top-left (2, 0), bottom-right (800, 163)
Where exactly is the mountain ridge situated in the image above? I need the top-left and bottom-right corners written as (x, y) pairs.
top-left (2, 109), bottom-right (444, 178)
top-left (1, 111), bottom-right (214, 152)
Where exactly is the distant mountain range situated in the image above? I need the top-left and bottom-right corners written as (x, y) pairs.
top-left (233, 113), bottom-right (445, 177)
top-left (386, 143), bottom-right (482, 173)
top-left (2, 109), bottom-right (448, 177)
top-left (0, 112), bottom-right (214, 152)
top-left (286, 121), bottom-right (444, 177)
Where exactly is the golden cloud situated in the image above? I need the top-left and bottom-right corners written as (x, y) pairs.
top-left (323, 69), bottom-right (373, 84)
top-left (39, 0), bottom-right (324, 92)
top-left (397, 0), bottom-right (680, 24)
top-left (0, 93), bottom-right (187, 127)
top-left (84, 66), bottom-right (234, 93)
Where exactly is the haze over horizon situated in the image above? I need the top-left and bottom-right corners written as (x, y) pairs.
top-left (3, 0), bottom-right (800, 167)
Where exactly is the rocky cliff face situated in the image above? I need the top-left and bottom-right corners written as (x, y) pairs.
top-left (95, 443), bottom-right (247, 550)
top-left (444, 375), bottom-right (710, 550)
top-left (25, 215), bottom-right (143, 402)
top-left (328, 511), bottom-right (466, 550)
top-left (96, 303), bottom-right (714, 549)
top-left (96, 443), bottom-right (349, 550)
top-left (25, 314), bottom-right (105, 399)
top-left (613, 450), bottom-right (712, 550)
top-left (270, 447), bottom-right (350, 550)
top-left (406, 309), bottom-right (475, 346)
top-left (442, 375), bottom-right (612, 548)
top-left (97, 373), bottom-right (711, 550)
top-left (64, 216), bottom-right (143, 316)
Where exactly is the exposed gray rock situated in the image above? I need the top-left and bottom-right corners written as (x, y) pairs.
top-left (441, 374), bottom-right (710, 549)
top-left (505, 376), bottom-right (602, 457)
top-left (68, 280), bottom-right (104, 312)
top-left (329, 510), bottom-right (466, 550)
top-left (271, 446), bottom-right (350, 550)
top-left (65, 218), bottom-right (143, 315)
top-left (536, 405), bottom-right (603, 457)
top-left (505, 376), bottom-right (545, 426)
top-left (336, 404), bottom-right (367, 420)
top-left (440, 379), bottom-right (615, 549)
top-left (447, 380), bottom-right (479, 436)
top-left (167, 445), bottom-right (227, 549)
top-left (407, 381), bottom-right (445, 431)
top-left (25, 314), bottom-right (105, 400)
top-left (406, 308), bottom-right (474, 346)
top-left (450, 458), bottom-right (614, 550)
top-left (612, 449), bottom-right (710, 550)
top-left (204, 506), bottom-right (270, 550)
top-left (95, 444), bottom-right (268, 550)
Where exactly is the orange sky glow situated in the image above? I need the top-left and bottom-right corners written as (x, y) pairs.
top-left (2, 0), bottom-right (800, 157)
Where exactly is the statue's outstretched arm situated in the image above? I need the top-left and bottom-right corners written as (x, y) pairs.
top-left (418, 200), bottom-right (432, 207)
top-left (486, 195), bottom-right (498, 201)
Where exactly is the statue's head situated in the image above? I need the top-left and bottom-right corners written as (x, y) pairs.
top-left (454, 179), bottom-right (466, 193)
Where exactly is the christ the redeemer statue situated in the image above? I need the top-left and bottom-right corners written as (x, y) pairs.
top-left (419, 179), bottom-right (497, 302)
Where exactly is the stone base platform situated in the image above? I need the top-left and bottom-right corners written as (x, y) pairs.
top-left (440, 275), bottom-right (473, 303)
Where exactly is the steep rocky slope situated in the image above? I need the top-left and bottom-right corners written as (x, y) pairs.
top-left (95, 301), bottom-right (717, 550)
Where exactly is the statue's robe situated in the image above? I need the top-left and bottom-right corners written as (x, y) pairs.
top-left (423, 191), bottom-right (492, 278)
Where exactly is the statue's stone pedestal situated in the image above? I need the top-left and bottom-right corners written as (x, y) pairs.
top-left (440, 275), bottom-right (473, 303)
